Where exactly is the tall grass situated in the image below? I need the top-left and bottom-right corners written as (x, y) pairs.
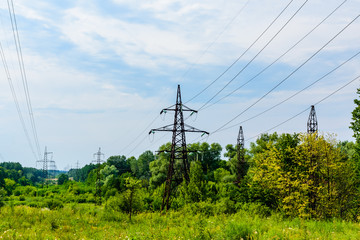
top-left (0, 204), bottom-right (358, 239)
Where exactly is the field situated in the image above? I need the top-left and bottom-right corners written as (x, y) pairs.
top-left (0, 203), bottom-right (359, 239)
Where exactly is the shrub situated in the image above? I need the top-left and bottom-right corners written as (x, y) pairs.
top-left (44, 199), bottom-right (64, 210)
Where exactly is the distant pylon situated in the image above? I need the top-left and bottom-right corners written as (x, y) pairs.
top-left (307, 105), bottom-right (318, 134)
top-left (92, 147), bottom-right (105, 205)
top-left (235, 126), bottom-right (247, 184)
top-left (36, 146), bottom-right (53, 181)
top-left (149, 84), bottom-right (209, 211)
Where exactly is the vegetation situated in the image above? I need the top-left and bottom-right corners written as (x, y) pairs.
top-left (0, 89), bottom-right (359, 238)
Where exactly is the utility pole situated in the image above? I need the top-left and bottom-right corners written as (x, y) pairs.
top-left (36, 146), bottom-right (53, 181)
top-left (92, 147), bottom-right (105, 205)
top-left (307, 105), bottom-right (318, 134)
top-left (149, 84), bottom-right (208, 211)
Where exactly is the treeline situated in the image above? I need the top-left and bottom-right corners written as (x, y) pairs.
top-left (0, 133), bottom-right (360, 220)
top-left (0, 132), bottom-right (358, 220)
top-left (69, 133), bottom-right (358, 220)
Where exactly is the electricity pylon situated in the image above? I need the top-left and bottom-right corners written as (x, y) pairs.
top-left (48, 160), bottom-right (57, 179)
top-left (234, 126), bottom-right (247, 185)
top-left (149, 84), bottom-right (209, 211)
top-left (36, 146), bottom-right (53, 181)
top-left (92, 147), bottom-right (105, 205)
top-left (307, 105), bottom-right (318, 134)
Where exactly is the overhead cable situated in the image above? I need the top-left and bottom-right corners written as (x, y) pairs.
top-left (220, 49), bottom-right (360, 132)
top-left (7, 0), bottom-right (41, 158)
top-left (202, 0), bottom-right (348, 110)
top-left (197, 0), bottom-right (309, 111)
top-left (246, 74), bottom-right (360, 141)
top-left (211, 13), bottom-right (360, 135)
top-left (121, 114), bottom-right (160, 154)
top-left (185, 0), bottom-right (295, 104)
top-left (0, 41), bottom-right (38, 160)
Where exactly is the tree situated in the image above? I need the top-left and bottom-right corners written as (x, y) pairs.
top-left (225, 144), bottom-right (250, 185)
top-left (350, 88), bottom-right (360, 164)
top-left (57, 174), bottom-right (69, 185)
top-left (149, 143), bottom-right (171, 189)
top-left (122, 177), bottom-right (142, 221)
top-left (350, 88), bottom-right (360, 141)
top-left (249, 133), bottom-right (358, 219)
top-left (4, 178), bottom-right (16, 195)
top-left (136, 151), bottom-right (154, 180)
top-left (107, 155), bottom-right (131, 175)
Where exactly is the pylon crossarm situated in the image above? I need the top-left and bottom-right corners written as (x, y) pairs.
top-left (160, 105), bottom-right (175, 114)
top-left (184, 123), bottom-right (210, 134)
top-left (160, 104), bottom-right (197, 114)
top-left (180, 104), bottom-right (197, 113)
top-left (149, 124), bottom-right (174, 134)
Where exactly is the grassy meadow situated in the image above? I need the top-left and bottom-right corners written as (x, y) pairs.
top-left (0, 203), bottom-right (359, 239)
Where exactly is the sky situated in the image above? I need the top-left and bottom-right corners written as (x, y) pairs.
top-left (0, 0), bottom-right (359, 170)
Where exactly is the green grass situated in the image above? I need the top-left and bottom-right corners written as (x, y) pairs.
top-left (0, 204), bottom-right (358, 239)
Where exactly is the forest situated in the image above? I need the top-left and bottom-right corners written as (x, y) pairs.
top-left (0, 89), bottom-right (359, 239)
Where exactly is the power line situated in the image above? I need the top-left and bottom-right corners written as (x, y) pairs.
top-left (7, 0), bottom-right (41, 159)
top-left (197, 0), bottom-right (309, 111)
top-left (219, 49), bottom-right (360, 132)
top-left (184, 0), bottom-right (296, 104)
top-left (246, 74), bottom-right (360, 141)
top-left (211, 13), bottom-right (360, 135)
top-left (121, 114), bottom-right (160, 154)
top-left (202, 0), bottom-right (348, 111)
top-left (0, 41), bottom-right (38, 160)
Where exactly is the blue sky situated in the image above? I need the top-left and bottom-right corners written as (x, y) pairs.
top-left (0, 0), bottom-right (359, 170)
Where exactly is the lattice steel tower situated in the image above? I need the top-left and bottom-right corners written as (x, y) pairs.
top-left (93, 147), bottom-right (105, 205)
top-left (235, 126), bottom-right (247, 184)
top-left (36, 146), bottom-right (53, 180)
top-left (307, 105), bottom-right (318, 134)
top-left (149, 85), bottom-right (208, 211)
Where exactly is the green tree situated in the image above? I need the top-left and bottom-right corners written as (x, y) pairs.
top-left (225, 144), bottom-right (250, 185)
top-left (122, 177), bottom-right (142, 221)
top-left (186, 161), bottom-right (205, 203)
top-left (350, 88), bottom-right (360, 167)
top-left (249, 133), bottom-right (358, 219)
top-left (136, 151), bottom-right (154, 180)
top-left (57, 174), bottom-right (69, 185)
top-left (149, 143), bottom-right (171, 189)
top-left (4, 178), bottom-right (16, 195)
top-left (107, 155), bottom-right (131, 175)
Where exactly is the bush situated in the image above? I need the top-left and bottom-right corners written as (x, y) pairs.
top-left (28, 202), bottom-right (41, 208)
top-left (215, 197), bottom-right (236, 214)
top-left (44, 199), bottom-right (64, 210)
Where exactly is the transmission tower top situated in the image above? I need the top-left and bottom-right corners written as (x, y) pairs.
top-left (237, 126), bottom-right (244, 149)
top-left (307, 105), bottom-right (318, 134)
top-left (93, 147), bottom-right (105, 165)
top-left (36, 146), bottom-right (54, 180)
